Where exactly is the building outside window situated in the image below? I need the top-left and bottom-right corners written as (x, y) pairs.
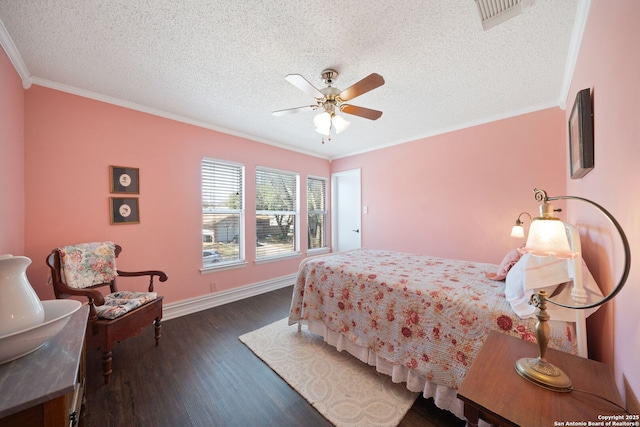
top-left (307, 176), bottom-right (327, 250)
top-left (255, 167), bottom-right (299, 259)
top-left (202, 158), bottom-right (244, 268)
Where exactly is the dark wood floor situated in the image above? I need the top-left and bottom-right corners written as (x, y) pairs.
top-left (84, 286), bottom-right (465, 427)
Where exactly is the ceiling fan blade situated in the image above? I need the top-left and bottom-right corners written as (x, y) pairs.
top-left (285, 74), bottom-right (324, 99)
top-left (340, 104), bottom-right (383, 120)
top-left (272, 105), bottom-right (316, 116)
top-left (338, 73), bottom-right (385, 102)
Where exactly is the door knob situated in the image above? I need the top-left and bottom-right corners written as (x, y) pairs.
top-left (352, 229), bottom-right (360, 233)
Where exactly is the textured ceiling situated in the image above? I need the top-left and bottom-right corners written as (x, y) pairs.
top-left (0, 1), bottom-right (583, 159)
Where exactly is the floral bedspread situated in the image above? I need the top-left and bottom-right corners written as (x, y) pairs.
top-left (288, 250), bottom-right (575, 390)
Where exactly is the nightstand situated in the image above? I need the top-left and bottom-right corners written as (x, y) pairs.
top-left (457, 330), bottom-right (626, 427)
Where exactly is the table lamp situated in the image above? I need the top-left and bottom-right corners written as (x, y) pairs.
top-left (514, 188), bottom-right (631, 392)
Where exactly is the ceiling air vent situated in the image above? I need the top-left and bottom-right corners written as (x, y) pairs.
top-left (473, 0), bottom-right (534, 30)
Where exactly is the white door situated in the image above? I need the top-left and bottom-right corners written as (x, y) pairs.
top-left (331, 169), bottom-right (361, 252)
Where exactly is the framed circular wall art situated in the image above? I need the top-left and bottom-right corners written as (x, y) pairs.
top-left (110, 166), bottom-right (140, 194)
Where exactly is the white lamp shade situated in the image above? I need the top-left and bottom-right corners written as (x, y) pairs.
top-left (510, 225), bottom-right (525, 239)
top-left (332, 114), bottom-right (351, 134)
top-left (313, 112), bottom-right (331, 135)
top-left (524, 219), bottom-right (573, 257)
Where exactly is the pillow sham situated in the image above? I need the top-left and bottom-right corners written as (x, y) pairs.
top-left (485, 248), bottom-right (522, 281)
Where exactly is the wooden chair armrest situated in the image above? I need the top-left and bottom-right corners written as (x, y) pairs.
top-left (54, 282), bottom-right (106, 306)
top-left (117, 270), bottom-right (168, 292)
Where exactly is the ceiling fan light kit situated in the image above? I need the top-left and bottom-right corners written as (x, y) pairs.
top-left (328, 114), bottom-right (351, 134)
top-left (273, 68), bottom-right (385, 143)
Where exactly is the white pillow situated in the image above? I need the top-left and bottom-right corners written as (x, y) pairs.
top-left (505, 253), bottom-right (603, 321)
top-left (505, 253), bottom-right (567, 318)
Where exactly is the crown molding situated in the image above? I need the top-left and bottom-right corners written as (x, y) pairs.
top-left (559, 0), bottom-right (592, 109)
top-left (0, 18), bottom-right (32, 89)
top-left (28, 75), bottom-right (331, 161)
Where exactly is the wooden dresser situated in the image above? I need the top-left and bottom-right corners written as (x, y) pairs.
top-left (0, 305), bottom-right (89, 427)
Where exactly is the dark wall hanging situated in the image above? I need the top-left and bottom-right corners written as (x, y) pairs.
top-left (568, 88), bottom-right (594, 179)
top-left (110, 166), bottom-right (140, 194)
top-left (110, 197), bottom-right (140, 224)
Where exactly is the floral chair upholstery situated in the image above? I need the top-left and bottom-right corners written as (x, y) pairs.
top-left (46, 241), bottom-right (168, 384)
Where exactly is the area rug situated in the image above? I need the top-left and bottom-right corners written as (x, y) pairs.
top-left (239, 318), bottom-right (419, 427)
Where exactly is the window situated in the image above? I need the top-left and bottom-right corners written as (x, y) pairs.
top-left (255, 167), bottom-right (299, 259)
top-left (202, 159), bottom-right (244, 268)
top-left (307, 176), bottom-right (327, 250)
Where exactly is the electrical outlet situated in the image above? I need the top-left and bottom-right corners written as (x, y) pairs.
top-left (210, 282), bottom-right (217, 292)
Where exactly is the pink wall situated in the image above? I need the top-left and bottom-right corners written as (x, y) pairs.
top-left (332, 108), bottom-right (567, 264)
top-left (3, 0), bottom-right (637, 402)
top-left (565, 0), bottom-right (640, 400)
top-left (0, 47), bottom-right (25, 255)
top-left (23, 86), bottom-right (330, 303)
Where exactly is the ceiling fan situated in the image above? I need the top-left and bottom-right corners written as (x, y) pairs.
top-left (272, 69), bottom-right (385, 140)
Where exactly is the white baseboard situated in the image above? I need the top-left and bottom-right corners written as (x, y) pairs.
top-left (162, 273), bottom-right (297, 321)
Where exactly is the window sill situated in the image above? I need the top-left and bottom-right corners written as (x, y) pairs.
top-left (200, 261), bottom-right (248, 274)
top-left (254, 252), bottom-right (301, 265)
top-left (306, 248), bottom-right (330, 257)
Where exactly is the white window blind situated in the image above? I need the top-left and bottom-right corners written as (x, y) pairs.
top-left (255, 168), bottom-right (299, 259)
top-left (307, 176), bottom-right (327, 250)
top-left (202, 158), bottom-right (244, 267)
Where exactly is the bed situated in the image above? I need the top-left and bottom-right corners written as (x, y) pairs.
top-left (288, 224), bottom-right (603, 422)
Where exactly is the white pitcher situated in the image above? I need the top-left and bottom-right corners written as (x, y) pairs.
top-left (0, 254), bottom-right (45, 336)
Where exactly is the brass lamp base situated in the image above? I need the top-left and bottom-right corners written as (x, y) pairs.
top-left (515, 357), bottom-right (572, 392)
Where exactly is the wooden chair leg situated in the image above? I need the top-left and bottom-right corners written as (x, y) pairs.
top-left (102, 349), bottom-right (113, 384)
top-left (154, 318), bottom-right (162, 346)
